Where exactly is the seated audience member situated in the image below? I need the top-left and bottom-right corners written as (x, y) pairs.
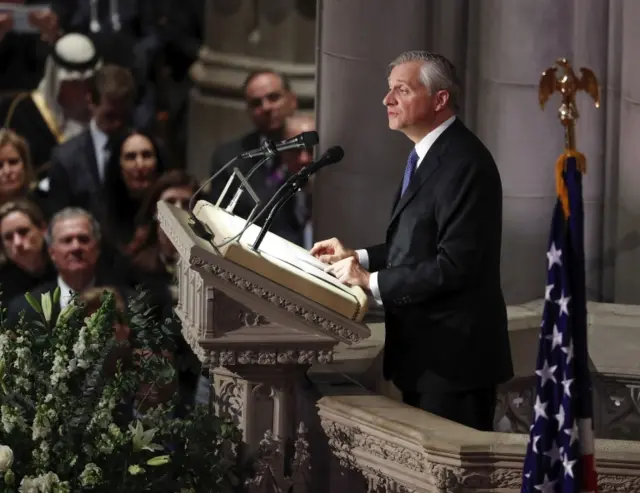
top-left (208, 69), bottom-right (308, 246)
top-left (0, 200), bottom-right (56, 306)
top-left (133, 348), bottom-right (179, 417)
top-left (0, 129), bottom-right (49, 215)
top-left (0, 32), bottom-right (101, 176)
top-left (128, 169), bottom-right (197, 293)
top-left (102, 128), bottom-right (167, 249)
top-left (81, 289), bottom-right (185, 418)
top-left (46, 64), bottom-right (136, 217)
top-left (79, 286), bottom-right (131, 376)
top-left (280, 114), bottom-right (315, 249)
top-left (128, 169), bottom-right (206, 409)
top-left (7, 207), bottom-right (128, 323)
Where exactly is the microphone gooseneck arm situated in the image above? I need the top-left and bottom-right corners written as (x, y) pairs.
top-left (251, 189), bottom-right (298, 251)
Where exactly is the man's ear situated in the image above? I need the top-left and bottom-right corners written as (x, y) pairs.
top-left (434, 90), bottom-right (450, 112)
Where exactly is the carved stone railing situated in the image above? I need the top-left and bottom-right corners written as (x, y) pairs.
top-left (497, 300), bottom-right (640, 441)
top-left (318, 393), bottom-right (640, 493)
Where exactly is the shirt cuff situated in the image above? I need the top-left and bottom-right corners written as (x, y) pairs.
top-left (355, 249), bottom-right (369, 270)
top-left (369, 271), bottom-right (383, 306)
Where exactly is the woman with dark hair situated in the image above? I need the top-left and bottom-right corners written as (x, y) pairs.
top-left (102, 127), bottom-right (168, 250)
top-left (128, 169), bottom-right (206, 410)
top-left (128, 169), bottom-right (198, 287)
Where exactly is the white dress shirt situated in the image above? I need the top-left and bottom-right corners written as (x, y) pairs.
top-left (89, 119), bottom-right (110, 182)
top-left (357, 115), bottom-right (457, 306)
top-left (58, 276), bottom-right (95, 309)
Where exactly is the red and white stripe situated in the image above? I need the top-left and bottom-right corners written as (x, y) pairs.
top-left (578, 418), bottom-right (598, 493)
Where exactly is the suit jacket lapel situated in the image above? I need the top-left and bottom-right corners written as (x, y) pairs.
top-left (388, 120), bottom-right (459, 226)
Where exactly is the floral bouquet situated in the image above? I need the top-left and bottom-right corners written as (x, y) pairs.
top-left (0, 289), bottom-right (243, 492)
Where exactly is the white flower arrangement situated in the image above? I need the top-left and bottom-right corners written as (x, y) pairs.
top-left (0, 289), bottom-right (244, 492)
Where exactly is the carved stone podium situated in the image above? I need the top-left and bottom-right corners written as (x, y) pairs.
top-left (157, 200), bottom-right (371, 490)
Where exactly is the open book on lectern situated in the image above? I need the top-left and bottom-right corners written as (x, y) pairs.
top-left (188, 199), bottom-right (369, 322)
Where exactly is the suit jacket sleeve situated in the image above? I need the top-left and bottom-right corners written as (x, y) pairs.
top-left (365, 244), bottom-right (387, 272)
top-left (46, 149), bottom-right (73, 214)
top-left (377, 158), bottom-right (499, 307)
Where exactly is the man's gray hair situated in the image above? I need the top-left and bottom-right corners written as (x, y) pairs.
top-left (45, 207), bottom-right (102, 245)
top-left (389, 51), bottom-right (461, 111)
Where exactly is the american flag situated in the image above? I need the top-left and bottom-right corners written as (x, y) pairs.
top-left (521, 153), bottom-right (598, 493)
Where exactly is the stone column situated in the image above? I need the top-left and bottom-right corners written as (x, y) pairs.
top-left (188, 0), bottom-right (317, 181)
top-left (314, 0), bottom-right (469, 248)
top-left (471, 0), bottom-right (607, 304)
top-left (612, 0), bottom-right (640, 303)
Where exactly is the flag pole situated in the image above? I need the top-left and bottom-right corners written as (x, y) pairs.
top-left (520, 60), bottom-right (601, 493)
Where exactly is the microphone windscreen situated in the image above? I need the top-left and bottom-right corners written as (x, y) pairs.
top-left (301, 131), bottom-right (319, 147)
top-left (324, 145), bottom-right (345, 163)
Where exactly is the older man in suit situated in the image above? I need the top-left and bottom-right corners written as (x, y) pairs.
top-left (207, 70), bottom-right (308, 246)
top-left (311, 51), bottom-right (513, 431)
top-left (6, 207), bottom-right (129, 324)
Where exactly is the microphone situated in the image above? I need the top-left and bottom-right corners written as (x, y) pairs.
top-left (239, 131), bottom-right (319, 159)
top-left (250, 146), bottom-right (344, 251)
top-left (291, 145), bottom-right (344, 183)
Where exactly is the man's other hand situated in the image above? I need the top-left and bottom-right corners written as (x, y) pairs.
top-left (29, 8), bottom-right (60, 44)
top-left (310, 237), bottom-right (356, 264)
top-left (325, 257), bottom-right (370, 289)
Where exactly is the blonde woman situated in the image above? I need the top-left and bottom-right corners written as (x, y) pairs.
top-left (0, 129), bottom-right (49, 216)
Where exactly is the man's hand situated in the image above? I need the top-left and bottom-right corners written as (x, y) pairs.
top-left (29, 8), bottom-right (60, 44)
top-left (0, 13), bottom-right (13, 42)
top-left (310, 237), bottom-right (356, 264)
top-left (325, 257), bottom-right (370, 289)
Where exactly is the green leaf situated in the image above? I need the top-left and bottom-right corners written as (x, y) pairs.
top-left (52, 286), bottom-right (61, 306)
top-left (41, 292), bottom-right (52, 323)
top-left (146, 455), bottom-right (171, 466)
top-left (127, 464), bottom-right (145, 476)
top-left (24, 292), bottom-right (42, 314)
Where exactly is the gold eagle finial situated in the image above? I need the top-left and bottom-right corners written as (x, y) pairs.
top-left (538, 58), bottom-right (600, 150)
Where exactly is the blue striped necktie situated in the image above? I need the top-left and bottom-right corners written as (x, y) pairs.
top-left (401, 149), bottom-right (419, 196)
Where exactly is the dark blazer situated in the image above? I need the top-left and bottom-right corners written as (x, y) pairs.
top-left (0, 255), bottom-right (57, 308)
top-left (6, 278), bottom-right (134, 328)
top-left (368, 118), bottom-right (513, 393)
top-left (208, 131), bottom-right (305, 246)
top-left (6, 280), bottom-right (63, 327)
top-left (46, 130), bottom-right (104, 218)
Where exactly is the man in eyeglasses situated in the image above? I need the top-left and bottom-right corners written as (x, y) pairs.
top-left (208, 70), bottom-right (306, 246)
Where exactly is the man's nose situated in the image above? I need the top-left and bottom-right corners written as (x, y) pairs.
top-left (12, 236), bottom-right (24, 249)
top-left (69, 238), bottom-right (84, 250)
top-left (383, 91), bottom-right (394, 106)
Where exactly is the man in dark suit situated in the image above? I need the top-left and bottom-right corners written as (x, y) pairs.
top-left (207, 70), bottom-right (307, 246)
top-left (7, 207), bottom-right (129, 324)
top-left (311, 51), bottom-right (513, 431)
top-left (45, 64), bottom-right (136, 219)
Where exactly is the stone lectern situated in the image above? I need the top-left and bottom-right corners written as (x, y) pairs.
top-left (157, 199), bottom-right (371, 490)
